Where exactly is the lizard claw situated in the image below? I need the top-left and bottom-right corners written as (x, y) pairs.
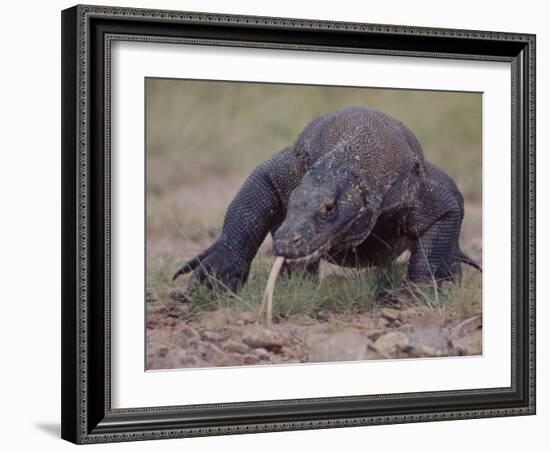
top-left (173, 239), bottom-right (250, 293)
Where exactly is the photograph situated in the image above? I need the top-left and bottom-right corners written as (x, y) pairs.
top-left (145, 79), bottom-right (483, 370)
top-left (58, 3), bottom-right (536, 444)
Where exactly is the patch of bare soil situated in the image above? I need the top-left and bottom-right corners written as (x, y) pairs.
top-left (146, 304), bottom-right (482, 370)
top-left (147, 175), bottom-right (245, 259)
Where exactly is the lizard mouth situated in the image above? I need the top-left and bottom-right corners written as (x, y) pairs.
top-left (280, 241), bottom-right (332, 265)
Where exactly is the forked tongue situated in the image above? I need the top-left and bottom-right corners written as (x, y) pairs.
top-left (257, 256), bottom-right (285, 326)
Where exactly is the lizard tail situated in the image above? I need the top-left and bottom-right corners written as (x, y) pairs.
top-left (457, 249), bottom-right (482, 272)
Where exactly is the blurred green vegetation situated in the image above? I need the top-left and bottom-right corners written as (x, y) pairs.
top-left (146, 79), bottom-right (482, 201)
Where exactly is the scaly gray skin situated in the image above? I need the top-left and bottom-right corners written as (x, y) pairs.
top-left (173, 107), bottom-right (481, 293)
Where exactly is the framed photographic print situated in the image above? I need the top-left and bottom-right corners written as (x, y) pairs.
top-left (61, 4), bottom-right (536, 444)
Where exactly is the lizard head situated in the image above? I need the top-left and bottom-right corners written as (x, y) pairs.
top-left (273, 160), bottom-right (375, 264)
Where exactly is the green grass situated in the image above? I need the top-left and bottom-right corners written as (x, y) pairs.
top-left (146, 256), bottom-right (178, 306)
top-left (148, 255), bottom-right (481, 322)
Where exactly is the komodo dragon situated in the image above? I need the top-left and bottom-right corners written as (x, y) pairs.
top-left (173, 106), bottom-right (481, 293)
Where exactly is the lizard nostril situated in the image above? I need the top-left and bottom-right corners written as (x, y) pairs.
top-left (291, 235), bottom-right (302, 244)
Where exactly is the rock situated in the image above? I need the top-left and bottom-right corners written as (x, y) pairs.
top-left (252, 348), bottom-right (270, 360)
top-left (156, 344), bottom-right (169, 358)
top-left (174, 350), bottom-right (201, 367)
top-left (371, 331), bottom-right (409, 356)
top-left (169, 289), bottom-right (188, 302)
top-left (307, 323), bottom-right (336, 335)
top-left (242, 327), bottom-right (284, 350)
top-left (408, 328), bottom-right (451, 357)
top-left (172, 323), bottom-right (200, 347)
top-left (220, 354), bottom-right (244, 367)
top-left (196, 341), bottom-right (225, 363)
top-left (147, 359), bottom-right (168, 370)
top-left (452, 329), bottom-right (482, 356)
top-left (291, 314), bottom-right (317, 326)
top-left (399, 307), bottom-right (422, 320)
top-left (365, 329), bottom-right (386, 341)
top-left (365, 343), bottom-right (390, 360)
top-left (200, 310), bottom-right (229, 330)
top-left (353, 316), bottom-right (378, 330)
top-left (381, 308), bottom-right (401, 322)
top-left (146, 328), bottom-right (170, 350)
top-left (146, 314), bottom-right (162, 329)
top-left (167, 303), bottom-right (192, 318)
top-left (398, 323), bottom-right (415, 334)
top-left (453, 343), bottom-right (467, 356)
top-left (451, 316), bottom-right (482, 338)
top-left (237, 311), bottom-right (257, 323)
top-left (146, 290), bottom-right (156, 303)
top-left (201, 331), bottom-right (224, 343)
top-left (307, 330), bottom-right (368, 362)
top-left (147, 315), bottom-right (176, 328)
top-left (223, 340), bottom-right (250, 354)
top-left (375, 317), bottom-right (390, 328)
top-left (243, 354), bottom-right (260, 365)
top-left (280, 346), bottom-right (297, 358)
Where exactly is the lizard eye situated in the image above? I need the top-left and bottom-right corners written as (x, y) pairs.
top-left (319, 199), bottom-right (336, 218)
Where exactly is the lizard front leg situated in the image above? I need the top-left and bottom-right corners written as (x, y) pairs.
top-left (173, 146), bottom-right (304, 292)
top-left (406, 160), bottom-right (467, 285)
top-left (407, 209), bottom-right (462, 284)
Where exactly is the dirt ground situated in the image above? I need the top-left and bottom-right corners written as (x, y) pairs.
top-left (146, 175), bottom-right (482, 370)
top-left (146, 303), bottom-right (482, 370)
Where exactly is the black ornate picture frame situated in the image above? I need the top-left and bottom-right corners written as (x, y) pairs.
top-left (61, 4), bottom-right (536, 444)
